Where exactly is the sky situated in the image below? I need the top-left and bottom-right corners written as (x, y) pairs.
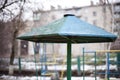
top-left (32, 0), bottom-right (117, 10)
top-left (32, 0), bottom-right (100, 10)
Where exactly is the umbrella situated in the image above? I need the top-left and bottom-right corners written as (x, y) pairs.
top-left (17, 14), bottom-right (117, 80)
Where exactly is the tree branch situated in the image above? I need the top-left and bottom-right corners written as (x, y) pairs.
top-left (0, 0), bottom-right (19, 11)
top-left (2, 0), bottom-right (8, 9)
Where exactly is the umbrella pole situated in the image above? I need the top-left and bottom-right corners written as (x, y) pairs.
top-left (67, 42), bottom-right (72, 80)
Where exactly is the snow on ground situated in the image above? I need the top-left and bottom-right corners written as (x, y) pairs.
top-left (0, 75), bottom-right (50, 80)
top-left (64, 77), bottom-right (100, 80)
top-left (1, 75), bottom-right (120, 80)
top-left (0, 75), bottom-right (103, 80)
top-left (16, 61), bottom-right (117, 71)
top-left (2, 58), bottom-right (117, 80)
top-left (0, 60), bottom-right (119, 80)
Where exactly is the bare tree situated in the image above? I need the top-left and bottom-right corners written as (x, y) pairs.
top-left (0, 0), bottom-right (44, 74)
top-left (0, 0), bottom-right (28, 74)
top-left (1, 0), bottom-right (26, 21)
top-left (10, 11), bottom-right (25, 65)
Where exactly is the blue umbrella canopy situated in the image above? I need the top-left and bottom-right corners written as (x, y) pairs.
top-left (17, 14), bottom-right (117, 43)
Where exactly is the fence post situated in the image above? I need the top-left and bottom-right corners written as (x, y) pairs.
top-left (117, 53), bottom-right (120, 72)
top-left (77, 56), bottom-right (81, 75)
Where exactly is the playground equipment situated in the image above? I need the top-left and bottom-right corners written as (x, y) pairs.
top-left (34, 43), bottom-right (62, 80)
top-left (18, 42), bottom-right (66, 80)
top-left (83, 48), bottom-right (120, 80)
top-left (77, 56), bottom-right (81, 75)
top-left (60, 55), bottom-right (66, 80)
top-left (18, 45), bottom-right (120, 80)
top-left (17, 14), bottom-right (117, 80)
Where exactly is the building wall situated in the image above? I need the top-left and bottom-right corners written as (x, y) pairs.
top-left (114, 2), bottom-right (120, 36)
top-left (110, 1), bottom-right (120, 50)
top-left (81, 5), bottom-right (112, 31)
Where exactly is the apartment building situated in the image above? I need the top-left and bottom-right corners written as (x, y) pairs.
top-left (27, 1), bottom-right (116, 56)
top-left (111, 1), bottom-right (120, 50)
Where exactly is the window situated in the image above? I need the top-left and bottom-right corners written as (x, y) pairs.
top-left (93, 20), bottom-right (97, 26)
top-left (76, 15), bottom-right (81, 18)
top-left (34, 43), bottom-right (40, 54)
top-left (33, 13), bottom-right (41, 21)
top-left (21, 41), bottom-right (28, 55)
top-left (114, 5), bottom-right (120, 11)
top-left (93, 11), bottom-right (97, 16)
top-left (102, 7), bottom-right (106, 13)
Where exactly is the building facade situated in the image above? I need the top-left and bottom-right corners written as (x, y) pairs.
top-left (111, 1), bottom-right (120, 50)
top-left (114, 1), bottom-right (120, 36)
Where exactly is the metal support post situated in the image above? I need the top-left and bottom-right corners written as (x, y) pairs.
top-left (67, 42), bottom-right (72, 80)
top-left (18, 57), bottom-right (21, 73)
top-left (83, 48), bottom-right (85, 80)
top-left (94, 52), bottom-right (97, 80)
top-left (106, 53), bottom-right (110, 80)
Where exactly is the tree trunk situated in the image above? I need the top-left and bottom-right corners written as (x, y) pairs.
top-left (9, 30), bottom-right (17, 75)
top-left (9, 41), bottom-right (15, 75)
top-left (10, 42), bottom-right (15, 65)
